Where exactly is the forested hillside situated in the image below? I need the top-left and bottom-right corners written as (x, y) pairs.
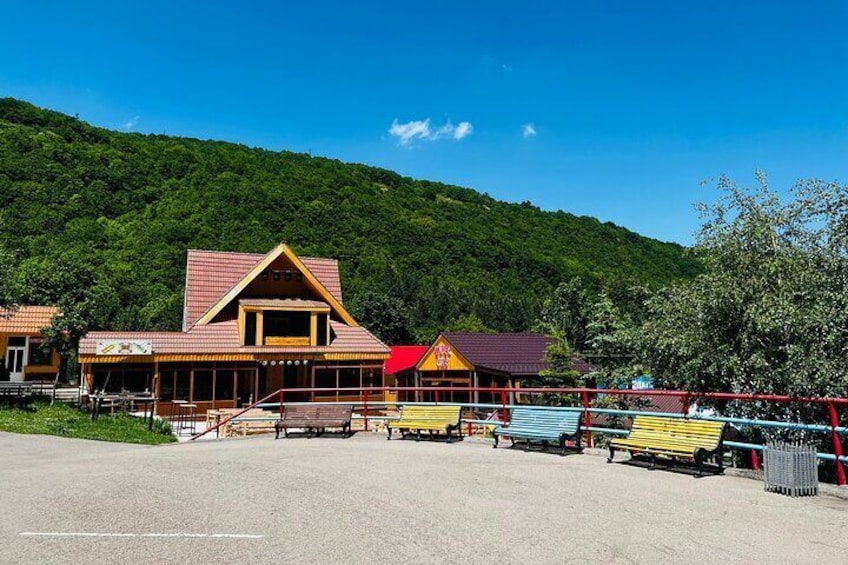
top-left (0, 98), bottom-right (700, 341)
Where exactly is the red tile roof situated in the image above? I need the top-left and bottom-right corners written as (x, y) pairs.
top-left (182, 249), bottom-right (343, 330)
top-left (79, 320), bottom-right (388, 356)
top-left (384, 345), bottom-right (428, 375)
top-left (0, 306), bottom-right (60, 334)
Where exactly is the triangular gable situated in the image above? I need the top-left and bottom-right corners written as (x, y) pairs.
top-left (194, 243), bottom-right (357, 327)
top-left (416, 334), bottom-right (475, 372)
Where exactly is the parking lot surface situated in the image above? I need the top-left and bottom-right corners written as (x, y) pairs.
top-left (1, 431), bottom-right (846, 564)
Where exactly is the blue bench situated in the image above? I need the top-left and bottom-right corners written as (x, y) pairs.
top-left (493, 406), bottom-right (583, 455)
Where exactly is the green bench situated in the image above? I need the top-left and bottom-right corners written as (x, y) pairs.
top-left (493, 406), bottom-right (583, 455)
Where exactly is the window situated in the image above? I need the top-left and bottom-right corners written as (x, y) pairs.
top-left (175, 370), bottom-right (191, 401)
top-left (244, 312), bottom-right (257, 345)
top-left (316, 314), bottom-right (328, 345)
top-left (263, 311), bottom-right (310, 338)
top-left (338, 368), bottom-right (360, 391)
top-left (160, 372), bottom-right (175, 401)
top-left (123, 368), bottom-right (151, 392)
top-left (215, 369), bottom-right (235, 401)
top-left (193, 369), bottom-right (214, 401)
top-left (28, 338), bottom-right (53, 366)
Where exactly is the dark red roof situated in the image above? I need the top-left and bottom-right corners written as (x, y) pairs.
top-left (441, 332), bottom-right (552, 376)
top-left (384, 345), bottom-right (428, 375)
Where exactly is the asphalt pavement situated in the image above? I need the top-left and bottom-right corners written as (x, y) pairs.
top-left (1, 431), bottom-right (846, 564)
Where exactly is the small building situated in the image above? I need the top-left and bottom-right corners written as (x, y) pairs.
top-left (404, 332), bottom-right (596, 405)
top-left (0, 306), bottom-right (62, 382)
top-left (78, 243), bottom-right (390, 414)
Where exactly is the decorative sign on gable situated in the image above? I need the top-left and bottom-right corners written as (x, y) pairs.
top-left (96, 340), bottom-right (153, 356)
top-left (435, 344), bottom-right (452, 370)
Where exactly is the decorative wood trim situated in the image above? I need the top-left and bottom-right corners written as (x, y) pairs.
top-left (193, 243), bottom-right (357, 327)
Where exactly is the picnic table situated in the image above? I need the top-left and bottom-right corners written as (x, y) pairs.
top-left (90, 392), bottom-right (157, 431)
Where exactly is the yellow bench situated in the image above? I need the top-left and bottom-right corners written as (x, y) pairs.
top-left (608, 415), bottom-right (726, 476)
top-left (386, 405), bottom-right (462, 443)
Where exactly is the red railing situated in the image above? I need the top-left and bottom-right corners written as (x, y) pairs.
top-left (189, 385), bottom-right (848, 485)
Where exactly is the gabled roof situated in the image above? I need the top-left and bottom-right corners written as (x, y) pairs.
top-left (0, 306), bottom-right (60, 334)
top-left (183, 244), bottom-right (347, 329)
top-left (440, 332), bottom-right (553, 376)
top-left (384, 345), bottom-right (428, 375)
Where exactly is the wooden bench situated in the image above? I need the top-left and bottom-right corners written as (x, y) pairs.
top-left (275, 404), bottom-right (353, 439)
top-left (493, 406), bottom-right (583, 455)
top-left (386, 405), bottom-right (462, 443)
top-left (608, 415), bottom-right (726, 476)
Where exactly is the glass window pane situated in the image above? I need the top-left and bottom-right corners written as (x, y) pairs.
top-left (215, 370), bottom-right (235, 401)
top-left (175, 370), bottom-right (191, 401)
top-left (338, 368), bottom-right (359, 390)
top-left (193, 369), bottom-right (214, 401)
top-left (28, 337), bottom-right (52, 366)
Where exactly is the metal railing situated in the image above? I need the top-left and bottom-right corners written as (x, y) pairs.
top-left (190, 385), bottom-right (848, 486)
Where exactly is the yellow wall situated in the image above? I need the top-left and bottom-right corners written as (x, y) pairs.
top-left (0, 332), bottom-right (61, 378)
top-left (417, 336), bottom-right (474, 372)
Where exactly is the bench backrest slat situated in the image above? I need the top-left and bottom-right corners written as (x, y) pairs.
top-left (627, 416), bottom-right (725, 450)
top-left (507, 407), bottom-right (581, 434)
top-left (397, 405), bottom-right (461, 424)
top-left (283, 404), bottom-right (353, 421)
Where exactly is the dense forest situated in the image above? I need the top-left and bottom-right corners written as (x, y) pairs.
top-left (0, 98), bottom-right (700, 341)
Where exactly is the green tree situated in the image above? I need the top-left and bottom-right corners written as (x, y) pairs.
top-left (445, 313), bottom-right (494, 333)
top-left (348, 291), bottom-right (414, 345)
top-left (638, 173), bottom-right (848, 399)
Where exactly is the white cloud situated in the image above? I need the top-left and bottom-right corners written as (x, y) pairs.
top-left (388, 119), bottom-right (431, 144)
top-left (389, 118), bottom-right (473, 145)
top-left (453, 121), bottom-right (473, 140)
top-left (522, 123), bottom-right (537, 138)
top-left (124, 116), bottom-right (140, 130)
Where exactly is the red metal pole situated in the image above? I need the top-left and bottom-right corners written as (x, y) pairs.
top-left (581, 390), bottom-right (593, 448)
top-left (363, 387), bottom-right (369, 432)
top-left (828, 402), bottom-right (846, 486)
top-left (682, 392), bottom-right (690, 416)
top-left (500, 388), bottom-right (508, 425)
top-left (278, 389), bottom-right (284, 419)
top-left (750, 450), bottom-right (761, 471)
top-left (435, 389), bottom-right (440, 404)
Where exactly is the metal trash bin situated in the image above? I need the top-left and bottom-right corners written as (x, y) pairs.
top-left (763, 442), bottom-right (818, 497)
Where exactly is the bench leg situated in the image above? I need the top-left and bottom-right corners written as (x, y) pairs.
top-left (416, 430), bottom-right (421, 442)
top-left (493, 434), bottom-right (499, 449)
top-left (386, 426), bottom-right (392, 440)
top-left (607, 445), bottom-right (615, 463)
top-left (717, 450), bottom-right (725, 474)
top-left (559, 436), bottom-right (566, 456)
top-left (650, 454), bottom-right (657, 470)
top-left (275, 424), bottom-right (281, 440)
top-left (695, 449), bottom-right (705, 477)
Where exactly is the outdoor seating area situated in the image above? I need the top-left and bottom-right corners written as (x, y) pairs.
top-left (0, 382), bottom-right (33, 409)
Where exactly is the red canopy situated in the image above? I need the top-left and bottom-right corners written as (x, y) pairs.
top-left (384, 345), bottom-right (428, 375)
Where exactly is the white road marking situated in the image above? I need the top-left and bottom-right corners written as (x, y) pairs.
top-left (20, 532), bottom-right (264, 539)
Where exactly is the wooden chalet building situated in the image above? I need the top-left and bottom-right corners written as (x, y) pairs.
top-left (78, 244), bottom-right (390, 414)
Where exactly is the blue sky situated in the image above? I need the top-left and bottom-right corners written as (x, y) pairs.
top-left (2, 1), bottom-right (847, 244)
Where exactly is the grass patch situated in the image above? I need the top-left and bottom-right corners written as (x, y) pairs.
top-left (0, 399), bottom-right (177, 445)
